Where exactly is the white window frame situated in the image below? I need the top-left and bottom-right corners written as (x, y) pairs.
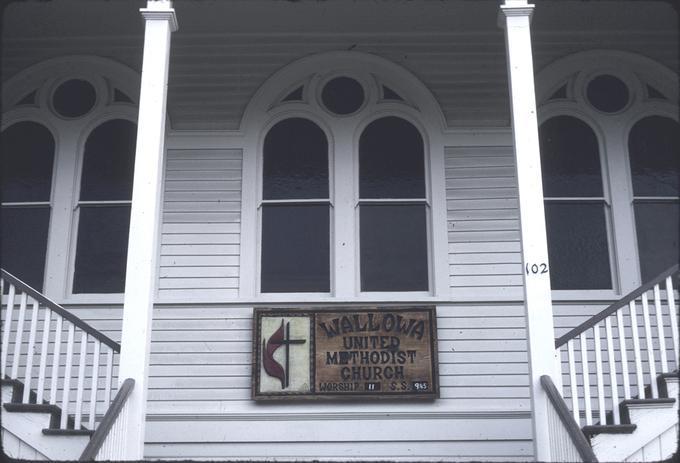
top-left (536, 50), bottom-right (680, 298)
top-left (1, 56), bottom-right (140, 304)
top-left (239, 51), bottom-right (449, 303)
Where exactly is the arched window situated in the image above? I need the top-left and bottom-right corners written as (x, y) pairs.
top-left (72, 119), bottom-right (136, 293)
top-left (359, 116), bottom-right (428, 291)
top-left (260, 118), bottom-right (330, 292)
top-left (539, 116), bottom-right (612, 289)
top-left (1, 122), bottom-right (55, 291)
top-left (628, 116), bottom-right (680, 282)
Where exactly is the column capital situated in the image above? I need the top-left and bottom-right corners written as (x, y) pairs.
top-left (140, 6), bottom-right (178, 32)
top-left (498, 3), bottom-right (534, 27)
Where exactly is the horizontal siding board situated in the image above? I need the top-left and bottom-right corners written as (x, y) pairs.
top-left (160, 149), bottom-right (242, 298)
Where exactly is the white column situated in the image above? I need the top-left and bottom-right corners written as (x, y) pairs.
top-left (117, 1), bottom-right (177, 459)
top-left (499, 1), bottom-right (557, 461)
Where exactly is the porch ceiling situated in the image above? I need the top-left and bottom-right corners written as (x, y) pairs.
top-left (2, 0), bottom-right (677, 131)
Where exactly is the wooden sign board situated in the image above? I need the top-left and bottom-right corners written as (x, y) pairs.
top-left (252, 306), bottom-right (438, 400)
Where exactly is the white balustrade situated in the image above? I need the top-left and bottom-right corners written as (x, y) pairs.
top-left (1, 271), bottom-right (120, 436)
top-left (555, 267), bottom-right (678, 429)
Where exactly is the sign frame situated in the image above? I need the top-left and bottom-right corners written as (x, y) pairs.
top-left (252, 306), bottom-right (439, 401)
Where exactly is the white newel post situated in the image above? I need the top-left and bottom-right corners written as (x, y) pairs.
top-left (499, 1), bottom-right (557, 461)
top-left (117, 1), bottom-right (177, 459)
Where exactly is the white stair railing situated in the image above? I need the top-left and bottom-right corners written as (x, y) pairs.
top-left (555, 265), bottom-right (679, 427)
top-left (1, 269), bottom-right (121, 432)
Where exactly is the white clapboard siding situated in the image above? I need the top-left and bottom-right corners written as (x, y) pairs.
top-left (138, 302), bottom-right (532, 459)
top-left (160, 149), bottom-right (242, 300)
top-left (445, 146), bottom-right (522, 298)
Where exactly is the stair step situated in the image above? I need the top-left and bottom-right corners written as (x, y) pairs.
top-left (3, 402), bottom-right (63, 429)
top-left (582, 424), bottom-right (637, 437)
top-left (621, 398), bottom-right (675, 406)
top-left (42, 428), bottom-right (94, 436)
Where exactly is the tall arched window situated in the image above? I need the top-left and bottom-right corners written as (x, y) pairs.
top-left (628, 116), bottom-right (680, 282)
top-left (1, 122), bottom-right (55, 291)
top-left (260, 118), bottom-right (330, 292)
top-left (359, 116), bottom-right (428, 291)
top-left (72, 119), bottom-right (136, 293)
top-left (539, 116), bottom-right (612, 289)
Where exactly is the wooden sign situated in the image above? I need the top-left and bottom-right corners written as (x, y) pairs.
top-left (252, 307), bottom-right (438, 400)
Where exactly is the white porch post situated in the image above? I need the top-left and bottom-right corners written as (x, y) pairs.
top-left (499, 1), bottom-right (557, 461)
top-left (117, 0), bottom-right (177, 459)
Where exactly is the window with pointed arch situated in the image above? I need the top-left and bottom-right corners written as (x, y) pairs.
top-left (258, 74), bottom-right (431, 294)
top-left (539, 64), bottom-right (679, 291)
top-left (1, 60), bottom-right (138, 299)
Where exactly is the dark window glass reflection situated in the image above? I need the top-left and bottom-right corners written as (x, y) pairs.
top-left (52, 79), bottom-right (96, 118)
top-left (360, 117), bottom-right (425, 199)
top-left (321, 77), bottom-right (365, 115)
top-left (360, 204), bottom-right (428, 292)
top-left (634, 202), bottom-right (679, 282)
top-left (629, 116), bottom-right (680, 197)
top-left (261, 205), bottom-right (330, 292)
top-left (1, 122), bottom-right (55, 202)
top-left (73, 206), bottom-right (131, 293)
top-left (263, 118), bottom-right (328, 200)
top-left (539, 116), bottom-right (603, 198)
top-left (80, 120), bottom-right (136, 201)
top-left (586, 75), bottom-right (629, 113)
top-left (545, 202), bottom-right (612, 289)
top-left (1, 207), bottom-right (50, 291)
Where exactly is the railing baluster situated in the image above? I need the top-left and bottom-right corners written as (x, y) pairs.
top-left (629, 300), bottom-right (645, 399)
top-left (593, 323), bottom-right (606, 424)
top-left (580, 331), bottom-right (592, 426)
top-left (104, 348), bottom-right (114, 407)
top-left (37, 307), bottom-right (52, 404)
top-left (666, 276), bottom-right (679, 369)
top-left (566, 339), bottom-right (579, 423)
top-left (75, 331), bottom-right (88, 429)
top-left (641, 292), bottom-right (659, 398)
top-left (11, 293), bottom-right (28, 380)
top-left (89, 341), bottom-right (101, 429)
top-left (61, 322), bottom-right (75, 429)
top-left (22, 299), bottom-right (40, 403)
top-left (605, 317), bottom-right (620, 424)
top-left (653, 284), bottom-right (669, 373)
top-left (1, 284), bottom-right (16, 375)
top-left (616, 309), bottom-right (631, 400)
top-left (50, 317), bottom-right (63, 404)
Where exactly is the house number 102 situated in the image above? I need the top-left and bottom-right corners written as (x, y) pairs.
top-left (525, 263), bottom-right (548, 275)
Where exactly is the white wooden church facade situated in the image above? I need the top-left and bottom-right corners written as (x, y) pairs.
top-left (1, 0), bottom-right (678, 461)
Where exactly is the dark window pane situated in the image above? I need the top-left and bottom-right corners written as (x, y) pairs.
top-left (263, 118), bottom-right (328, 200)
top-left (261, 205), bottom-right (329, 292)
top-left (586, 74), bottom-right (629, 113)
top-left (80, 120), bottom-right (137, 201)
top-left (321, 77), bottom-right (364, 115)
top-left (548, 84), bottom-right (568, 101)
top-left (629, 116), bottom-right (680, 197)
top-left (539, 116), bottom-right (603, 197)
top-left (1, 122), bottom-right (55, 202)
top-left (52, 79), bottom-right (96, 118)
top-left (282, 86), bottom-right (303, 102)
top-left (17, 90), bottom-right (37, 106)
top-left (1, 207), bottom-right (50, 291)
top-left (545, 202), bottom-right (612, 289)
top-left (359, 117), bottom-right (425, 199)
top-left (73, 206), bottom-right (130, 293)
top-left (646, 85), bottom-right (666, 100)
top-left (634, 201), bottom-right (679, 283)
top-left (382, 86), bottom-right (403, 101)
top-left (360, 204), bottom-right (428, 291)
top-left (113, 89), bottom-right (134, 103)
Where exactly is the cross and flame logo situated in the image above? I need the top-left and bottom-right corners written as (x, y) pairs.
top-left (262, 319), bottom-right (307, 389)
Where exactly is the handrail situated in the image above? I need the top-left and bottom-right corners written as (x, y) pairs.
top-left (79, 378), bottom-right (134, 461)
top-left (540, 375), bottom-right (598, 463)
top-left (555, 264), bottom-right (679, 348)
top-left (1, 269), bottom-right (120, 352)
